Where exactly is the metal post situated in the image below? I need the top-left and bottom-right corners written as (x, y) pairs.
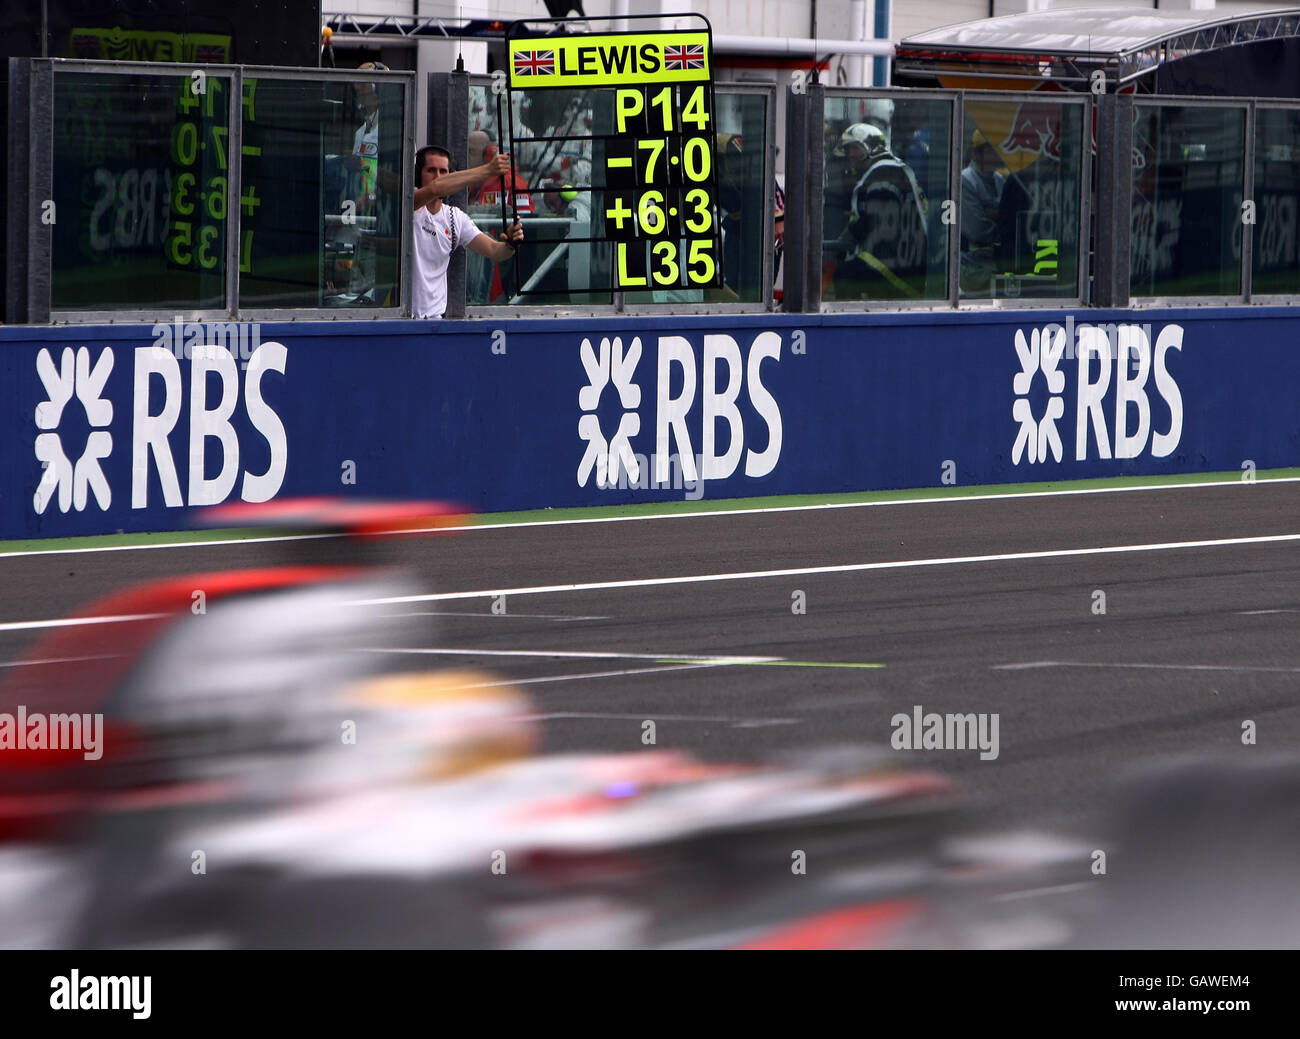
top-left (6, 58), bottom-right (32, 324)
top-left (783, 81), bottom-right (824, 313)
top-left (948, 95), bottom-right (962, 306)
top-left (1093, 91), bottom-right (1132, 308)
top-left (400, 72), bottom-right (416, 315)
top-left (1242, 102), bottom-right (1255, 302)
top-left (226, 70), bottom-right (243, 318)
top-left (27, 60), bottom-right (53, 324)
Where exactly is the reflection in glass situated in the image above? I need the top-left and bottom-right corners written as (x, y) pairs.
top-left (242, 78), bottom-right (405, 309)
top-left (52, 73), bottom-right (230, 310)
top-left (823, 95), bottom-right (951, 302)
top-left (1131, 104), bottom-right (1244, 298)
top-left (471, 83), bottom-right (612, 305)
top-left (1252, 107), bottom-right (1300, 296)
top-left (467, 84), bottom-right (533, 305)
top-left (958, 97), bottom-right (1083, 301)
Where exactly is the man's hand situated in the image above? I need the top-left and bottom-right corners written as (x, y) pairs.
top-left (467, 220), bottom-right (525, 263)
top-left (497, 220), bottom-right (524, 247)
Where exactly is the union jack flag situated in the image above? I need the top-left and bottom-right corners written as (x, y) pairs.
top-left (513, 50), bottom-right (555, 77)
top-left (663, 43), bottom-right (705, 71)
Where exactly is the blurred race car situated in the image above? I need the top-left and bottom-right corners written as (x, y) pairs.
top-left (0, 499), bottom-right (1082, 950)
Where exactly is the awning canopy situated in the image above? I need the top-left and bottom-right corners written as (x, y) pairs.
top-left (895, 7), bottom-right (1300, 87)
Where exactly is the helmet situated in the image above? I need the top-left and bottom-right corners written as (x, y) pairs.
top-left (861, 98), bottom-right (895, 136)
top-left (835, 122), bottom-right (888, 160)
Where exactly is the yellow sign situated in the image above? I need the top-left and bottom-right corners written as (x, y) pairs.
top-left (67, 27), bottom-right (232, 64)
top-left (508, 32), bottom-right (710, 88)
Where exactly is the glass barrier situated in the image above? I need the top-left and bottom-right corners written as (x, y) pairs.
top-left (823, 94), bottom-right (951, 302)
top-left (32, 64), bottom-right (1300, 318)
top-left (1252, 106), bottom-right (1300, 296)
top-left (959, 96), bottom-right (1084, 301)
top-left (244, 76), bottom-right (406, 309)
top-left (52, 71), bottom-right (232, 311)
top-left (1131, 103), bottom-right (1245, 298)
top-left (47, 65), bottom-right (408, 315)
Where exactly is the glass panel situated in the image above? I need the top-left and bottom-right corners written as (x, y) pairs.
top-left (52, 72), bottom-right (231, 310)
top-left (1131, 104), bottom-right (1244, 298)
top-left (476, 83), bottom-right (612, 306)
top-left (240, 76), bottom-right (406, 309)
top-left (824, 95), bottom-right (951, 302)
top-left (958, 96), bottom-right (1083, 301)
top-left (1252, 107), bottom-right (1300, 295)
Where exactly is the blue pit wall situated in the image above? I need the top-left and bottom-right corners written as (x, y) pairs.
top-left (2, 308), bottom-right (1295, 539)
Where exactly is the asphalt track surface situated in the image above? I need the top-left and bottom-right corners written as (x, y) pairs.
top-left (4, 479), bottom-right (1300, 841)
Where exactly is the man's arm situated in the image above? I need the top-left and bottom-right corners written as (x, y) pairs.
top-left (465, 221), bottom-right (525, 263)
top-left (414, 154), bottom-right (513, 211)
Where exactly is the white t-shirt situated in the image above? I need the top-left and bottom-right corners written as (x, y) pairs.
top-left (412, 204), bottom-right (482, 319)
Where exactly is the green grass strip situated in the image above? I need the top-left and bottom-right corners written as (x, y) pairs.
top-left (3, 467), bottom-right (1296, 555)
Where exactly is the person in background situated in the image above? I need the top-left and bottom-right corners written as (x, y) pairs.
top-left (467, 130), bottom-right (533, 303)
top-left (412, 145), bottom-right (523, 320)
top-left (773, 181), bottom-right (786, 304)
top-left (831, 122), bottom-right (928, 300)
top-left (468, 130), bottom-right (534, 217)
top-left (960, 128), bottom-right (1006, 295)
top-left (339, 61), bottom-right (400, 302)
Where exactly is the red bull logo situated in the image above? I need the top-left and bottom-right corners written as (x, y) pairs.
top-left (1002, 100), bottom-right (1063, 160)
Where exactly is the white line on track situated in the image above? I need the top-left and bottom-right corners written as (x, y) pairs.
top-left (0, 653), bottom-right (124, 668)
top-left (996, 661), bottom-right (1300, 673)
top-left (444, 662), bottom-right (727, 686)
top-left (0, 612), bottom-right (166, 633)
top-left (456, 477), bottom-right (1300, 532)
top-left (0, 532), bottom-right (338, 559)
top-left (378, 611), bottom-right (611, 621)
top-left (2, 477), bottom-right (1296, 558)
top-left (993, 881), bottom-right (1094, 903)
top-left (6, 531), bottom-right (1299, 634)
top-left (359, 647), bottom-right (782, 663)
top-left (519, 711), bottom-right (799, 726)
top-left (357, 531), bottom-right (1300, 606)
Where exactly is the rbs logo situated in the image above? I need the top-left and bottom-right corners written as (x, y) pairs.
top-left (578, 332), bottom-right (783, 491)
top-left (1012, 322), bottom-right (1184, 465)
top-left (133, 342), bottom-right (288, 507)
top-left (1075, 324), bottom-right (1183, 460)
top-left (32, 341), bottom-right (288, 514)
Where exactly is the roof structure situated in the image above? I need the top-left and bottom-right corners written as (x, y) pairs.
top-left (895, 6), bottom-right (1300, 87)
